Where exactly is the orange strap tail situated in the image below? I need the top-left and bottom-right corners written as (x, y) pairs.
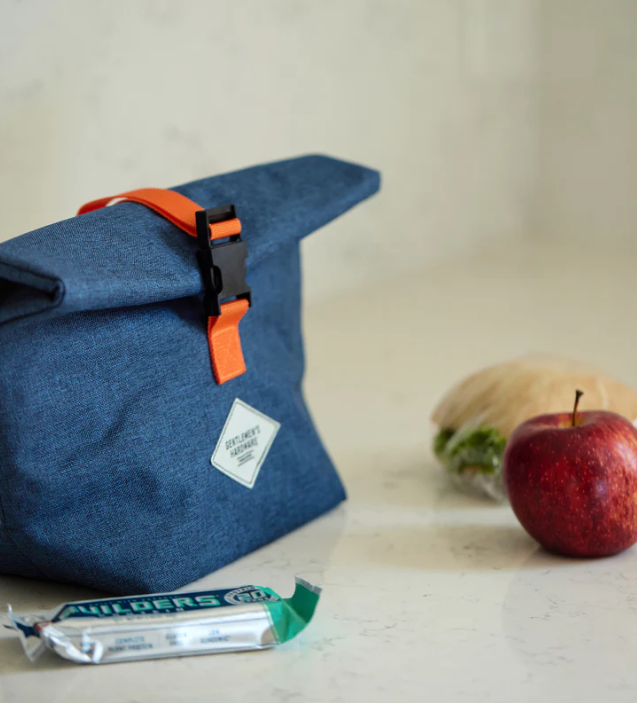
top-left (207, 299), bottom-right (249, 384)
top-left (78, 188), bottom-right (248, 384)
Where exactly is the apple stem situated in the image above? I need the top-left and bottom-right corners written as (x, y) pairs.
top-left (572, 389), bottom-right (584, 427)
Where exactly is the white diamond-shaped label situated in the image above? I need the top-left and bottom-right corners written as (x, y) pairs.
top-left (211, 399), bottom-right (280, 489)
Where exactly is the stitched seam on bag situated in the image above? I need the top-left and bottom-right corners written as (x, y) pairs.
top-left (0, 260), bottom-right (65, 326)
top-left (0, 259), bottom-right (62, 290)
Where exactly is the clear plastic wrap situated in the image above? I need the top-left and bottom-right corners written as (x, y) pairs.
top-left (431, 356), bottom-right (637, 502)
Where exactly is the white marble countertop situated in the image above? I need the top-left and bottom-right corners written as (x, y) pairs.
top-left (2, 239), bottom-right (637, 702)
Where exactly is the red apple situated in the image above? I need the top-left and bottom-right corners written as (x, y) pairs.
top-left (503, 390), bottom-right (637, 557)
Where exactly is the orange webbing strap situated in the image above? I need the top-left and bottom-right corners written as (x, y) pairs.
top-left (208, 299), bottom-right (249, 384)
top-left (78, 188), bottom-right (242, 240)
top-left (77, 188), bottom-right (248, 384)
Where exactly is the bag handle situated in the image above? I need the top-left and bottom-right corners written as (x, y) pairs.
top-left (78, 188), bottom-right (249, 385)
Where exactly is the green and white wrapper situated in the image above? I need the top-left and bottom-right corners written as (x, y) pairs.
top-left (7, 577), bottom-right (320, 664)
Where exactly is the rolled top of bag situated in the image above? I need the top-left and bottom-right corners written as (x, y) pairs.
top-left (0, 154), bottom-right (380, 327)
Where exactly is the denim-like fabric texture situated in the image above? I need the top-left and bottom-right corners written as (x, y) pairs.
top-left (0, 154), bottom-right (380, 594)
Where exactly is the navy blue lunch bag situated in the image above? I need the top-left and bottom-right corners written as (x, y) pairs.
top-left (0, 154), bottom-right (380, 594)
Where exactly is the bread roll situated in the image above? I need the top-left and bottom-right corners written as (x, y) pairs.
top-left (432, 356), bottom-right (637, 437)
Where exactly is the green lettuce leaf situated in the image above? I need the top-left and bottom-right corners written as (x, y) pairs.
top-left (433, 426), bottom-right (507, 475)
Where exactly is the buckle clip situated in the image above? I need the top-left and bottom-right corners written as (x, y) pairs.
top-left (195, 205), bottom-right (251, 318)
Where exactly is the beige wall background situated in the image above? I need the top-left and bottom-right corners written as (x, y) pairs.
top-left (8, 2), bottom-right (636, 300)
top-left (0, 0), bottom-right (538, 301)
top-left (539, 0), bottom-right (637, 246)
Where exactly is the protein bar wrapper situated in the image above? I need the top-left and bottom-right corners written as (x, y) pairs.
top-left (7, 577), bottom-right (320, 665)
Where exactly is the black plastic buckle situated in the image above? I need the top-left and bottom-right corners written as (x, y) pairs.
top-left (195, 205), bottom-right (251, 318)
